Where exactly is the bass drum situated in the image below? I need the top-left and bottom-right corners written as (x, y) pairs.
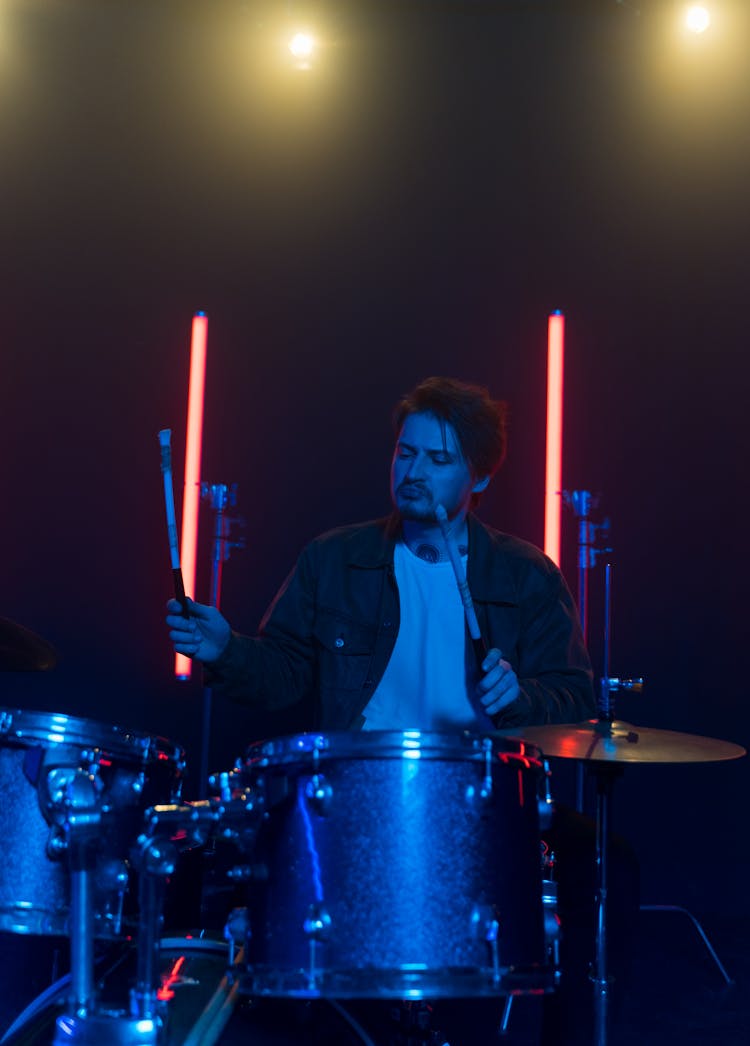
top-left (0, 708), bottom-right (185, 938)
top-left (0, 937), bottom-right (389, 1046)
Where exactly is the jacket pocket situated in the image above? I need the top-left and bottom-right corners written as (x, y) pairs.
top-left (313, 607), bottom-right (377, 692)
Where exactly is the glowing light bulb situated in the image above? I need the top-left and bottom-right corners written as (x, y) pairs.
top-left (685, 5), bottom-right (711, 33)
top-left (288, 32), bottom-right (315, 60)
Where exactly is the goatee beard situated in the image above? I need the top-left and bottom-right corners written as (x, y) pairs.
top-left (397, 503), bottom-right (436, 523)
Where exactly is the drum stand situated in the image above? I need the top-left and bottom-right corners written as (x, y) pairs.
top-left (53, 806), bottom-right (180, 1044)
top-left (588, 755), bottom-right (623, 1046)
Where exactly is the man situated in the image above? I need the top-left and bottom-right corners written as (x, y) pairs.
top-left (167, 376), bottom-right (594, 730)
top-left (166, 376), bottom-right (617, 1045)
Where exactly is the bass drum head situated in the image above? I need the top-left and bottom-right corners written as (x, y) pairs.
top-left (0, 938), bottom-right (404, 1046)
top-left (0, 936), bottom-right (543, 1045)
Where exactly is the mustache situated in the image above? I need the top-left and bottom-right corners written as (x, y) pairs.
top-left (397, 481), bottom-right (430, 496)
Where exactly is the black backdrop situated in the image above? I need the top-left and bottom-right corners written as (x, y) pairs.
top-left (2, 0), bottom-right (749, 918)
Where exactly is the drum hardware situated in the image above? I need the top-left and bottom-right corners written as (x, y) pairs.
top-left (563, 490), bottom-right (611, 815)
top-left (51, 807), bottom-right (191, 1042)
top-left (0, 710), bottom-right (186, 939)
top-left (223, 907), bottom-right (250, 968)
top-left (498, 716), bottom-right (746, 1046)
top-left (305, 773), bottom-right (334, 814)
top-left (50, 797), bottom-right (230, 1045)
top-left (498, 830), bottom-right (562, 1036)
top-left (638, 905), bottom-right (734, 986)
top-left (0, 708), bottom-right (184, 1043)
top-left (3, 935), bottom-right (250, 1046)
top-left (538, 757), bottom-right (555, 831)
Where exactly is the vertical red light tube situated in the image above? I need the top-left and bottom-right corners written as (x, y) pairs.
top-left (175, 312), bottom-right (208, 679)
top-left (544, 311), bottom-right (565, 567)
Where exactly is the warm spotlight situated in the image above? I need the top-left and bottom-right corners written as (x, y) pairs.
top-left (684, 5), bottom-right (711, 33)
top-left (288, 31), bottom-right (315, 62)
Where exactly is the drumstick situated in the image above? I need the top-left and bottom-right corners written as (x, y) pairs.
top-left (158, 429), bottom-right (190, 617)
top-left (434, 502), bottom-right (488, 671)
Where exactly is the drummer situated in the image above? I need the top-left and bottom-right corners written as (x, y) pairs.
top-left (167, 376), bottom-right (616, 1045)
top-left (166, 375), bottom-right (594, 732)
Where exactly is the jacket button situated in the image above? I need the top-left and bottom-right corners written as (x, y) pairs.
top-left (335, 637), bottom-right (345, 648)
top-left (383, 620), bottom-right (392, 629)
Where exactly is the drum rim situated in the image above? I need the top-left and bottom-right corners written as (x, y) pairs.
top-left (0, 707), bottom-right (185, 765)
top-left (242, 729), bottom-right (542, 767)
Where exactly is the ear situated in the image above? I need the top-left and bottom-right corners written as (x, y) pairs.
top-left (472, 475), bottom-right (490, 494)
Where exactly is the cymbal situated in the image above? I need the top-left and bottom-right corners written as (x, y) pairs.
top-left (496, 720), bottom-right (746, 764)
top-left (0, 618), bottom-right (57, 671)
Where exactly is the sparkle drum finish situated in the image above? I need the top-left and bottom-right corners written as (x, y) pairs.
top-left (0, 708), bottom-right (185, 937)
top-left (234, 730), bottom-right (555, 999)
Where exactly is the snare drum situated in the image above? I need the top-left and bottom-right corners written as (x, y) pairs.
top-left (232, 730), bottom-right (554, 999)
top-left (0, 708), bottom-right (185, 937)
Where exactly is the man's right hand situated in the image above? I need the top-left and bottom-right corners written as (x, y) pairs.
top-left (166, 598), bottom-right (232, 664)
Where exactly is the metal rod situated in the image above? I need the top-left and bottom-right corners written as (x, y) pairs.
top-left (69, 866), bottom-right (94, 1012)
top-left (133, 874), bottom-right (166, 1019)
top-left (592, 769), bottom-right (613, 1046)
top-left (200, 484), bottom-right (232, 799)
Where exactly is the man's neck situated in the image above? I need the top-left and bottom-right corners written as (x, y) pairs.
top-left (401, 515), bottom-right (469, 563)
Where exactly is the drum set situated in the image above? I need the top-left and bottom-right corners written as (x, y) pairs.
top-left (0, 616), bottom-right (745, 1046)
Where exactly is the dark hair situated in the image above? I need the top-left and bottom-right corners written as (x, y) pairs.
top-left (393, 376), bottom-right (508, 485)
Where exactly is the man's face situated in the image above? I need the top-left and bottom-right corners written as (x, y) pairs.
top-left (391, 411), bottom-right (484, 523)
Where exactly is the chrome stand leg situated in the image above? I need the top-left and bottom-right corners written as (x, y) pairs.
top-left (69, 865), bottom-right (95, 1014)
top-left (498, 995), bottom-right (514, 1035)
top-left (639, 905), bottom-right (734, 986)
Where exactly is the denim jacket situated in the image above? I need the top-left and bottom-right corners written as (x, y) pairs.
top-left (207, 514), bottom-right (595, 730)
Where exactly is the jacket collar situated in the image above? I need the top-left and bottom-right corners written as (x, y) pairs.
top-left (345, 514), bottom-right (401, 568)
top-left (345, 513), bottom-right (517, 600)
top-left (466, 513), bottom-right (518, 602)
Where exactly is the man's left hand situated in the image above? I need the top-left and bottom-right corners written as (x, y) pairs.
top-left (477, 647), bottom-right (520, 716)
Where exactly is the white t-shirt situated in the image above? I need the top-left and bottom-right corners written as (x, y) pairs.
top-left (361, 541), bottom-right (494, 732)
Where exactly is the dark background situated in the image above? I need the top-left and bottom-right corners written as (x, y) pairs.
top-left (1, 0), bottom-right (748, 919)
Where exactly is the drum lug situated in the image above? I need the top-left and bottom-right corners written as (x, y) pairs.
top-left (45, 767), bottom-right (77, 808)
top-left (224, 906), bottom-right (251, 966)
top-left (226, 863), bottom-right (269, 883)
top-left (305, 775), bottom-right (333, 814)
top-left (537, 759), bottom-right (555, 831)
top-left (470, 904), bottom-right (502, 984)
top-left (304, 902), bottom-right (332, 940)
top-left (47, 823), bottom-right (68, 859)
top-left (135, 835), bottom-right (178, 878)
top-left (485, 918), bottom-right (501, 986)
top-left (542, 878), bottom-right (562, 976)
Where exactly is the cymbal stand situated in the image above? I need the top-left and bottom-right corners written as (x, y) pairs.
top-left (563, 491), bottom-right (610, 812)
top-left (198, 482), bottom-right (245, 800)
top-left (589, 563), bottom-right (643, 1046)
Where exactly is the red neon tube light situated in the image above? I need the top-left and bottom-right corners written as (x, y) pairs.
top-left (175, 312), bottom-right (208, 679)
top-left (544, 311), bottom-right (565, 567)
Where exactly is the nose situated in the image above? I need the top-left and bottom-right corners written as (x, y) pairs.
top-left (404, 452), bottom-right (427, 481)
